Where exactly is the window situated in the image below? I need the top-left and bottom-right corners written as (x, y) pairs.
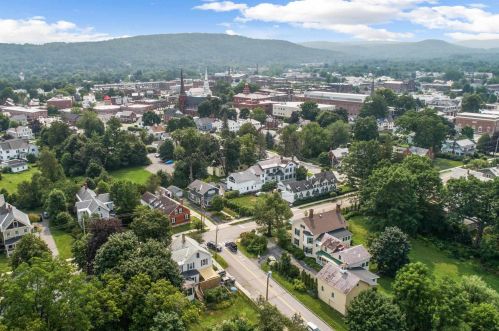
top-left (201, 258), bottom-right (208, 266)
top-left (171, 218), bottom-right (176, 224)
top-left (294, 238), bottom-right (299, 246)
top-left (321, 286), bottom-right (324, 291)
top-left (307, 237), bottom-right (313, 244)
top-left (196, 253), bottom-right (200, 258)
top-left (331, 292), bottom-right (335, 298)
top-left (294, 228), bottom-right (300, 236)
top-left (185, 214), bottom-right (189, 220)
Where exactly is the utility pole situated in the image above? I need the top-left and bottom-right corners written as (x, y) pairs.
top-left (215, 224), bottom-right (219, 256)
top-left (266, 271), bottom-right (272, 301)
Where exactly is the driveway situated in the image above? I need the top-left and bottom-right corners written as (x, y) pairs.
top-left (146, 153), bottom-right (175, 175)
top-left (203, 222), bottom-right (333, 331)
top-left (37, 219), bottom-right (59, 256)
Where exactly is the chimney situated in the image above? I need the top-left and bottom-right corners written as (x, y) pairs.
top-left (336, 204), bottom-right (341, 213)
top-left (182, 233), bottom-right (186, 244)
top-left (180, 198), bottom-right (184, 206)
top-left (309, 209), bottom-right (314, 219)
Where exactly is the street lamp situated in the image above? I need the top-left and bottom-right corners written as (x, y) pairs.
top-left (266, 271), bottom-right (272, 301)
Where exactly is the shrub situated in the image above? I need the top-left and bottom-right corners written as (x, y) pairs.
top-left (146, 146), bottom-right (157, 153)
top-left (292, 279), bottom-right (307, 292)
top-left (28, 213), bottom-right (41, 223)
top-left (240, 231), bottom-right (267, 255)
top-left (261, 180), bottom-right (277, 192)
top-left (224, 190), bottom-right (240, 199)
top-left (205, 286), bottom-right (231, 304)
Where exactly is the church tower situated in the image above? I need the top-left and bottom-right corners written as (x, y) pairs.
top-left (203, 68), bottom-right (212, 97)
top-left (179, 68), bottom-right (187, 112)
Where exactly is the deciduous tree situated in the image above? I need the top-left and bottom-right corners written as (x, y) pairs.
top-left (254, 192), bottom-right (292, 236)
top-left (369, 227), bottom-right (410, 276)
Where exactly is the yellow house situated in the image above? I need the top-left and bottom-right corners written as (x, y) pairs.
top-left (316, 262), bottom-right (378, 315)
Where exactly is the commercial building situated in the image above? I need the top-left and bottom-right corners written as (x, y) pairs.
top-left (272, 102), bottom-right (335, 118)
top-left (294, 91), bottom-right (369, 116)
top-left (455, 112), bottom-right (499, 135)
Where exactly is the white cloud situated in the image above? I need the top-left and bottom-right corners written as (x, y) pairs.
top-left (0, 17), bottom-right (117, 44)
top-left (195, 0), bottom-right (430, 41)
top-left (225, 29), bottom-right (238, 35)
top-left (194, 1), bottom-right (247, 12)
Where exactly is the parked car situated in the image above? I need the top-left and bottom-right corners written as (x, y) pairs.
top-left (154, 153), bottom-right (160, 158)
top-left (225, 241), bottom-right (238, 253)
top-left (222, 275), bottom-right (235, 286)
top-left (207, 241), bottom-right (222, 252)
top-left (306, 322), bottom-right (320, 331)
top-left (217, 269), bottom-right (226, 277)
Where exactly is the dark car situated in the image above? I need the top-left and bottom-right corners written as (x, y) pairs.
top-left (207, 241), bottom-right (222, 252)
top-left (225, 241), bottom-right (238, 253)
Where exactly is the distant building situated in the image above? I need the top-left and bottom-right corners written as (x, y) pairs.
top-left (1, 106), bottom-right (47, 121)
top-left (0, 139), bottom-right (39, 162)
top-left (6, 126), bottom-right (33, 139)
top-left (295, 91), bottom-right (369, 117)
top-left (455, 112), bottom-right (499, 135)
top-left (272, 102), bottom-right (335, 119)
top-left (1, 159), bottom-right (28, 173)
top-left (441, 139), bottom-right (476, 156)
top-left (47, 96), bottom-right (73, 110)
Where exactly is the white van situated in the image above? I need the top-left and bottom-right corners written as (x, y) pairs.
top-left (306, 322), bottom-right (320, 331)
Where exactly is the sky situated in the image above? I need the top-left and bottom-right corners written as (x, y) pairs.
top-left (1, 0), bottom-right (499, 44)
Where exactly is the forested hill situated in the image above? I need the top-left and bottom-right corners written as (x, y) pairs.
top-left (0, 33), bottom-right (335, 80)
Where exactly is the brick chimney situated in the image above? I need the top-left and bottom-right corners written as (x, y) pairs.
top-left (309, 209), bottom-right (314, 219)
top-left (336, 204), bottom-right (341, 213)
top-left (182, 233), bottom-right (186, 244)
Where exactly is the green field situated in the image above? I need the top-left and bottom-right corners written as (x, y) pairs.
top-left (49, 226), bottom-right (75, 260)
top-left (190, 292), bottom-right (259, 331)
top-left (0, 166), bottom-right (39, 193)
top-left (348, 216), bottom-right (499, 293)
top-left (0, 254), bottom-right (10, 273)
top-left (230, 195), bottom-right (265, 209)
top-left (262, 263), bottom-right (347, 331)
top-left (109, 166), bottom-right (151, 185)
top-left (433, 158), bottom-right (464, 171)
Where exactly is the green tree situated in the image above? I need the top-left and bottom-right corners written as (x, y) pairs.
top-left (110, 180), bottom-right (140, 215)
top-left (300, 123), bottom-right (329, 158)
top-left (142, 111), bottom-right (161, 126)
top-left (360, 94), bottom-right (388, 119)
top-left (254, 192), bottom-right (292, 236)
top-left (210, 195), bottom-right (224, 212)
top-left (346, 289), bottom-right (406, 331)
top-left (45, 189), bottom-right (67, 218)
top-left (209, 317), bottom-right (254, 331)
top-left (300, 101), bottom-right (320, 121)
top-left (446, 177), bottom-right (498, 247)
top-left (461, 93), bottom-right (483, 113)
top-left (265, 131), bottom-right (274, 149)
top-left (0, 113), bottom-right (9, 131)
top-left (77, 111), bottom-right (105, 137)
top-left (316, 110), bottom-right (343, 128)
top-left (257, 299), bottom-right (286, 331)
top-left (295, 165), bottom-right (308, 181)
top-left (432, 278), bottom-right (469, 330)
top-left (239, 108), bottom-right (250, 119)
top-left (342, 140), bottom-right (383, 185)
top-left (369, 226), bottom-right (410, 276)
top-left (38, 148), bottom-right (65, 182)
top-left (250, 107), bottom-right (267, 124)
top-left (477, 133), bottom-right (491, 154)
top-left (461, 126), bottom-right (474, 139)
top-left (10, 234), bottom-right (51, 269)
top-left (466, 303), bottom-right (499, 331)
top-left (130, 205), bottom-right (172, 243)
top-left (327, 120), bottom-right (350, 148)
top-left (85, 160), bottom-right (104, 178)
top-left (53, 211), bottom-right (74, 227)
top-left (353, 116), bottom-right (379, 141)
top-left (461, 275), bottom-right (499, 309)
top-left (159, 140), bottom-right (175, 161)
top-left (278, 124), bottom-right (301, 158)
top-left (40, 121), bottom-right (71, 148)
top-left (393, 262), bottom-right (435, 331)
top-left (396, 109), bottom-right (449, 150)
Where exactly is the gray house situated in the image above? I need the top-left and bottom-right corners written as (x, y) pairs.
top-left (187, 180), bottom-right (219, 207)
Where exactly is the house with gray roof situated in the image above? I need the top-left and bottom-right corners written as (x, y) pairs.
top-left (317, 262), bottom-right (378, 315)
top-left (187, 179), bottom-right (219, 207)
top-left (0, 194), bottom-right (32, 256)
top-left (75, 186), bottom-right (114, 224)
top-left (441, 138), bottom-right (476, 156)
top-left (0, 138), bottom-right (39, 161)
top-left (279, 171), bottom-right (337, 204)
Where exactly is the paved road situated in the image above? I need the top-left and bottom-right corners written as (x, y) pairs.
top-left (37, 220), bottom-right (59, 256)
top-left (203, 221), bottom-right (334, 331)
top-left (146, 153), bottom-right (175, 175)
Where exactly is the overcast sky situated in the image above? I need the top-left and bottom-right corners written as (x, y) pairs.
top-left (1, 0), bottom-right (499, 44)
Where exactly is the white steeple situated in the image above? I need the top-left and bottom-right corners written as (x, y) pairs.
top-left (203, 68), bottom-right (212, 96)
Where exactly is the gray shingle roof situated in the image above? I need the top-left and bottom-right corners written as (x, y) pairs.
top-left (317, 263), bottom-right (360, 294)
top-left (332, 245), bottom-right (371, 266)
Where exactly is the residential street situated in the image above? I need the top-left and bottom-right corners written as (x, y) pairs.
top-left (203, 209), bottom-right (338, 331)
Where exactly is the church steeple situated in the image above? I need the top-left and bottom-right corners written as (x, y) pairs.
top-left (203, 68), bottom-right (212, 96)
top-left (179, 68), bottom-right (187, 112)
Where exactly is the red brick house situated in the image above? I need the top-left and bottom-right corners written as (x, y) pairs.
top-left (141, 191), bottom-right (191, 227)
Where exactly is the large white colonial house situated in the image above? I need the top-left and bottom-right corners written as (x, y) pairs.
top-left (0, 194), bottom-right (32, 256)
top-left (0, 139), bottom-right (39, 162)
top-left (278, 171), bottom-right (337, 204)
top-left (75, 186), bottom-right (114, 224)
top-left (227, 156), bottom-right (298, 194)
top-left (6, 126), bottom-right (34, 139)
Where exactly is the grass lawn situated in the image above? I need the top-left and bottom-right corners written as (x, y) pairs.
top-left (190, 292), bottom-right (259, 331)
top-left (0, 166), bottom-right (39, 193)
top-left (262, 263), bottom-right (347, 331)
top-left (109, 166), bottom-right (151, 185)
top-left (433, 158), bottom-right (464, 171)
top-left (230, 195), bottom-right (264, 209)
top-left (213, 253), bottom-right (229, 269)
top-left (0, 255), bottom-right (10, 273)
top-left (49, 226), bottom-right (75, 260)
top-left (172, 223), bottom-right (192, 234)
top-left (348, 216), bottom-right (499, 293)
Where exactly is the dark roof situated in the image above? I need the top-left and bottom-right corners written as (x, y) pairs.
top-left (142, 192), bottom-right (183, 215)
top-left (302, 209), bottom-right (347, 236)
top-left (188, 179), bottom-right (218, 196)
top-left (285, 172), bottom-right (337, 193)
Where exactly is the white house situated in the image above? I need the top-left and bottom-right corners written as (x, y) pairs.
top-left (441, 139), bottom-right (476, 156)
top-left (226, 156), bottom-right (298, 194)
top-left (1, 159), bottom-right (28, 173)
top-left (6, 126), bottom-right (33, 139)
top-left (212, 118), bottom-right (262, 133)
top-left (272, 102), bottom-right (335, 118)
top-left (170, 234), bottom-right (219, 300)
top-left (75, 186), bottom-right (114, 224)
top-left (279, 171), bottom-right (337, 204)
top-left (0, 194), bottom-right (32, 256)
top-left (0, 139), bottom-right (39, 162)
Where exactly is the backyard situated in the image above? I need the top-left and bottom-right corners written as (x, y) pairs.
top-left (0, 166), bottom-right (39, 193)
top-left (109, 166), bottom-right (151, 185)
top-left (348, 216), bottom-right (499, 293)
top-left (49, 225), bottom-right (75, 260)
top-left (433, 158), bottom-right (464, 171)
top-left (190, 292), bottom-right (259, 331)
